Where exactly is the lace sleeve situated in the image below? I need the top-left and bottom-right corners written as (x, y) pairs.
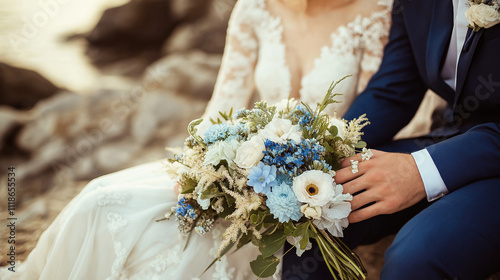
top-left (356, 3), bottom-right (392, 94)
top-left (201, 0), bottom-right (259, 122)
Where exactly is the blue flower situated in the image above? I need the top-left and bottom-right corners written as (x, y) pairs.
top-left (276, 172), bottom-right (293, 186)
top-left (247, 162), bottom-right (278, 194)
top-left (203, 123), bottom-right (247, 145)
top-left (266, 183), bottom-right (303, 223)
top-left (203, 123), bottom-right (230, 144)
top-left (174, 198), bottom-right (197, 220)
top-left (261, 139), bottom-right (329, 176)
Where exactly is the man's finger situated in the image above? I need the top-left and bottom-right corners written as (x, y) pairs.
top-left (342, 178), bottom-right (367, 196)
top-left (336, 166), bottom-right (362, 184)
top-left (339, 149), bottom-right (382, 169)
top-left (348, 204), bottom-right (382, 223)
top-left (349, 190), bottom-right (377, 211)
top-left (339, 155), bottom-right (363, 169)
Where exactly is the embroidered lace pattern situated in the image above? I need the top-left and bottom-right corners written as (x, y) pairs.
top-left (96, 188), bottom-right (131, 206)
top-left (127, 244), bottom-right (183, 280)
top-left (203, 0), bottom-right (391, 119)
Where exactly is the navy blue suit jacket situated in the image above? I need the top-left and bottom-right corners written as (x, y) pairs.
top-left (344, 0), bottom-right (500, 193)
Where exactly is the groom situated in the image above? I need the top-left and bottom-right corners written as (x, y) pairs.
top-left (282, 0), bottom-right (500, 279)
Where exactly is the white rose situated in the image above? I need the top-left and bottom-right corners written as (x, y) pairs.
top-left (329, 118), bottom-right (347, 140)
top-left (293, 170), bottom-right (334, 207)
top-left (234, 135), bottom-right (266, 169)
top-left (300, 204), bottom-right (322, 219)
top-left (259, 118), bottom-right (302, 144)
top-left (275, 98), bottom-right (299, 112)
top-left (204, 139), bottom-right (240, 166)
top-left (465, 3), bottom-right (500, 29)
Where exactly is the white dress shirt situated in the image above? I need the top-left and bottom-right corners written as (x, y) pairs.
top-left (411, 0), bottom-right (469, 201)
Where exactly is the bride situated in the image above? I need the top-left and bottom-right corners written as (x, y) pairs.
top-left (6, 0), bottom-right (427, 279)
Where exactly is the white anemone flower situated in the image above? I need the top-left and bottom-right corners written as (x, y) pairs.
top-left (313, 184), bottom-right (353, 237)
top-left (293, 170), bottom-right (334, 207)
top-left (258, 118), bottom-right (302, 144)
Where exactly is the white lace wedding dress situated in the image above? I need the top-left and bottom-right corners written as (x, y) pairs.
top-left (5, 0), bottom-right (393, 279)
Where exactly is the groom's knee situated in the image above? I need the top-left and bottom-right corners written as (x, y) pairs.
top-left (381, 226), bottom-right (449, 279)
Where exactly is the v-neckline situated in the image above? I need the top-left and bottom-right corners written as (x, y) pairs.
top-left (263, 0), bottom-right (389, 98)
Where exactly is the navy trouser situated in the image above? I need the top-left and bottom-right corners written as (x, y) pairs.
top-left (281, 138), bottom-right (500, 279)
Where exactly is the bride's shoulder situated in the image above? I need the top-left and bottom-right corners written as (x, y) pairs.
top-left (229, 0), bottom-right (268, 24)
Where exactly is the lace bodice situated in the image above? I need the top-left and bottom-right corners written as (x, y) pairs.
top-left (203, 0), bottom-right (392, 120)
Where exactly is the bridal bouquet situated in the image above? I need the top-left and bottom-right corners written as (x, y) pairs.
top-left (164, 77), bottom-right (369, 279)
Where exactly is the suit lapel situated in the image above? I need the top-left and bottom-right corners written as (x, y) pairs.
top-left (454, 28), bottom-right (485, 107)
top-left (426, 0), bottom-right (455, 105)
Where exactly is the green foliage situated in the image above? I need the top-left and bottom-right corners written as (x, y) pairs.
top-left (210, 108), bottom-right (234, 124)
top-left (259, 229), bottom-right (287, 258)
top-left (179, 174), bottom-right (197, 194)
top-left (217, 197), bottom-right (237, 219)
top-left (293, 221), bottom-right (312, 250)
top-left (354, 141), bottom-right (367, 149)
top-left (200, 183), bottom-right (224, 200)
top-left (250, 255), bottom-right (280, 278)
top-left (187, 118), bottom-right (205, 146)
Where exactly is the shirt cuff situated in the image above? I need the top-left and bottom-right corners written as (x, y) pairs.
top-left (411, 149), bottom-right (449, 202)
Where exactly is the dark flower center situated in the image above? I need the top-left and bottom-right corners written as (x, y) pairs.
top-left (306, 184), bottom-right (319, 196)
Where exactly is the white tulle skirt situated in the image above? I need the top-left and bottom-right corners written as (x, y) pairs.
top-left (4, 161), bottom-right (279, 280)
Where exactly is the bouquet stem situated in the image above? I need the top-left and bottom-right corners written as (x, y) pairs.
top-left (312, 226), bottom-right (367, 279)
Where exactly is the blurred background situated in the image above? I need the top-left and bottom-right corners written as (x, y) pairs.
top-left (0, 0), bottom-right (406, 279)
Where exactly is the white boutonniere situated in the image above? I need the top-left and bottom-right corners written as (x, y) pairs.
top-left (465, 0), bottom-right (500, 31)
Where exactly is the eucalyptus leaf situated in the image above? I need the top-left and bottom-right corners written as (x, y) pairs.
top-left (283, 222), bottom-right (296, 236)
top-left (293, 221), bottom-right (311, 250)
top-left (237, 231), bottom-right (252, 250)
top-left (354, 141), bottom-right (367, 149)
top-left (329, 125), bottom-right (339, 137)
top-left (250, 255), bottom-right (280, 278)
top-left (259, 229), bottom-right (286, 258)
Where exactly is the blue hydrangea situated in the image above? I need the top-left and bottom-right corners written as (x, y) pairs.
top-left (203, 123), bottom-right (246, 145)
top-left (266, 183), bottom-right (303, 223)
top-left (276, 172), bottom-right (293, 186)
top-left (247, 162), bottom-right (278, 194)
top-left (174, 198), bottom-right (197, 220)
top-left (262, 139), bottom-right (330, 176)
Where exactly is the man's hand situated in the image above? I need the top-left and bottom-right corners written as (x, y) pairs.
top-left (335, 150), bottom-right (426, 223)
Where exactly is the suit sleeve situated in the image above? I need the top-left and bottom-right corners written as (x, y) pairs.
top-left (344, 5), bottom-right (500, 193)
top-left (343, 5), bottom-right (428, 147)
